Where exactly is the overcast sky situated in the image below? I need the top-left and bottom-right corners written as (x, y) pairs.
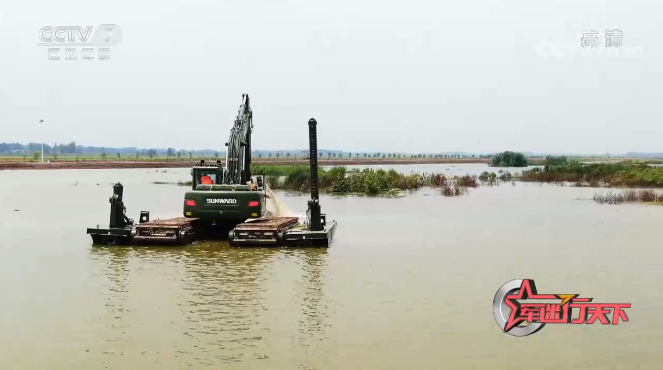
top-left (0, 0), bottom-right (659, 154)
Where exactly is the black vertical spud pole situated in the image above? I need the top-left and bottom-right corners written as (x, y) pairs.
top-left (308, 118), bottom-right (319, 200)
top-left (307, 118), bottom-right (322, 231)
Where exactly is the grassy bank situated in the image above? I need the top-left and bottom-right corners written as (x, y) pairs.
top-left (473, 159), bottom-right (663, 189)
top-left (518, 159), bottom-right (663, 187)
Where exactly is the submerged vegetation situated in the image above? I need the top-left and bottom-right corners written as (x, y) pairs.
top-left (592, 189), bottom-right (663, 204)
top-left (152, 157), bottom-right (663, 201)
top-left (156, 165), bottom-right (481, 197)
top-left (478, 170), bottom-right (515, 185)
top-left (258, 165), bottom-right (477, 197)
top-left (519, 156), bottom-right (663, 187)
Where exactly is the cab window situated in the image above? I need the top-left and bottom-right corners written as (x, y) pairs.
top-left (195, 170), bottom-right (217, 186)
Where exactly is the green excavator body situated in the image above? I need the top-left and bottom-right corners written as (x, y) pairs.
top-left (183, 164), bottom-right (266, 222)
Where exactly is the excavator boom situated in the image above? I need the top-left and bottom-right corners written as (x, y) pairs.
top-left (224, 94), bottom-right (253, 185)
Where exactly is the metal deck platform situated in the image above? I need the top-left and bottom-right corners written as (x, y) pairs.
top-left (230, 217), bottom-right (337, 247)
top-left (86, 225), bottom-right (134, 245)
top-left (86, 217), bottom-right (199, 246)
top-left (283, 220), bottom-right (337, 247)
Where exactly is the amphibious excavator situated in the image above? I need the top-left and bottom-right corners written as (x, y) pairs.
top-left (86, 95), bottom-right (337, 247)
top-left (182, 94), bottom-right (267, 229)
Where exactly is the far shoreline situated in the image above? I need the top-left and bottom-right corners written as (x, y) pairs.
top-left (0, 156), bottom-right (624, 171)
top-left (0, 158), bottom-right (497, 171)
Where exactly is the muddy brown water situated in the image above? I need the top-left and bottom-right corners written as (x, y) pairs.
top-left (1, 164), bottom-right (662, 369)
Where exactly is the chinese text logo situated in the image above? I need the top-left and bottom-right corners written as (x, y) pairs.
top-left (536, 29), bottom-right (642, 59)
top-left (37, 24), bottom-right (123, 61)
top-left (581, 29), bottom-right (623, 47)
top-left (493, 279), bottom-right (630, 337)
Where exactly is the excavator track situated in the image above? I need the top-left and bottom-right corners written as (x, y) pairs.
top-left (229, 217), bottom-right (300, 246)
top-left (133, 217), bottom-right (198, 245)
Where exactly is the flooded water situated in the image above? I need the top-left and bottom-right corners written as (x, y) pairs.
top-left (1, 164), bottom-right (662, 369)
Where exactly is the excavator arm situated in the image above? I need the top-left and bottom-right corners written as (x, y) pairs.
top-left (224, 94), bottom-right (253, 185)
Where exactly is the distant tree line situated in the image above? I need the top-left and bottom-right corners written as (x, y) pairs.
top-left (0, 142), bottom-right (612, 161)
top-left (0, 142), bottom-right (79, 154)
top-left (0, 142), bottom-right (218, 158)
top-left (1, 143), bottom-right (496, 159)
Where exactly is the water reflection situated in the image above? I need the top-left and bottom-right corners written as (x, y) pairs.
top-left (180, 245), bottom-right (329, 365)
top-left (292, 249), bottom-right (330, 349)
top-left (89, 243), bottom-right (330, 366)
top-left (89, 247), bottom-right (132, 348)
top-left (179, 245), bottom-right (280, 364)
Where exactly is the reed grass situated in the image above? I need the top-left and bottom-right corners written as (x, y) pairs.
top-left (592, 189), bottom-right (663, 204)
top-left (519, 160), bottom-right (663, 187)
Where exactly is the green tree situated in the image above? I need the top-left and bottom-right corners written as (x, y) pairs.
top-left (544, 155), bottom-right (568, 166)
top-left (491, 151), bottom-right (528, 167)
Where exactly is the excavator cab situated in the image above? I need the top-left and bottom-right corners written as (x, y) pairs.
top-left (191, 161), bottom-right (224, 189)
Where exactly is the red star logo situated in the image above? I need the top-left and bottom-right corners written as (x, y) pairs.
top-left (503, 279), bottom-right (557, 332)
